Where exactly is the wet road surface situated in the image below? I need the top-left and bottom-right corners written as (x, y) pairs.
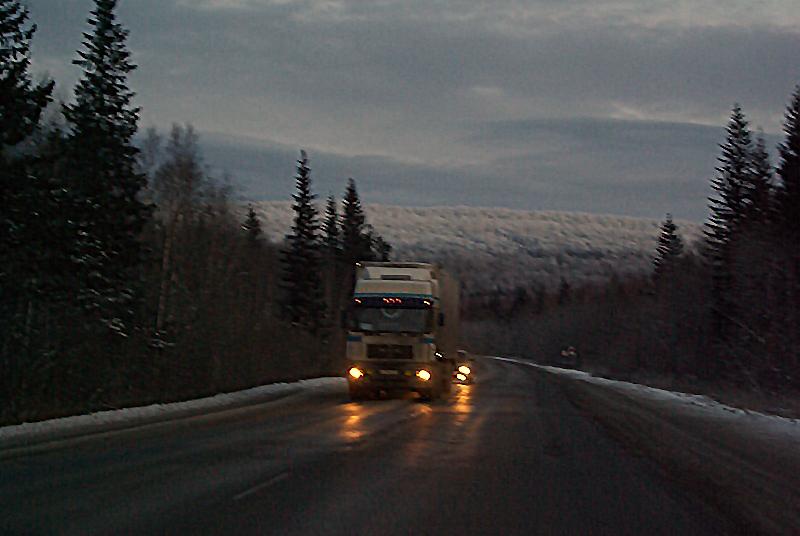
top-left (0, 358), bottom-right (728, 535)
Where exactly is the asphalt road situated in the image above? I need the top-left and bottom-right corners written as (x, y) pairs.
top-left (0, 358), bottom-right (729, 535)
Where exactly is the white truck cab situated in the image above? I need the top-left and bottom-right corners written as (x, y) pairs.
top-left (345, 262), bottom-right (459, 401)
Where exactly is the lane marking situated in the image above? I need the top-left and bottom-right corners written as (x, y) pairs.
top-left (232, 471), bottom-right (289, 501)
top-left (485, 355), bottom-right (536, 366)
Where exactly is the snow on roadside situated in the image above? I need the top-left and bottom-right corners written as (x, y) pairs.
top-left (488, 355), bottom-right (800, 443)
top-left (1, 377), bottom-right (346, 447)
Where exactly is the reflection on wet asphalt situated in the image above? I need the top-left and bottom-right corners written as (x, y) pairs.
top-left (0, 358), bottom-right (727, 535)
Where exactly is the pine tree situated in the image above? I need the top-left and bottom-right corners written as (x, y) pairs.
top-left (0, 1), bottom-right (54, 367)
top-left (773, 85), bottom-right (800, 375)
top-left (775, 85), bottom-right (800, 235)
top-left (704, 105), bottom-right (754, 348)
top-left (242, 204), bottom-right (263, 247)
top-left (1, 0), bottom-right (54, 279)
top-left (746, 135), bottom-right (774, 225)
top-left (341, 178), bottom-right (369, 266)
top-left (374, 235), bottom-right (392, 261)
top-left (62, 0), bottom-right (149, 330)
top-left (322, 194), bottom-right (341, 258)
top-left (0, 0), bottom-right (53, 149)
top-left (653, 213), bottom-right (684, 282)
top-left (280, 151), bottom-right (325, 331)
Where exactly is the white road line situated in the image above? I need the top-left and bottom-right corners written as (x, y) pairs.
top-left (484, 355), bottom-right (536, 366)
top-left (232, 471), bottom-right (290, 502)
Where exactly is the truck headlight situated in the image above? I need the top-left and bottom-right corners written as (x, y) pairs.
top-left (458, 365), bottom-right (471, 375)
top-left (349, 367), bottom-right (364, 379)
top-left (416, 369), bottom-right (431, 381)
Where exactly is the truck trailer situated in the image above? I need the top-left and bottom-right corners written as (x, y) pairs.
top-left (345, 262), bottom-right (460, 401)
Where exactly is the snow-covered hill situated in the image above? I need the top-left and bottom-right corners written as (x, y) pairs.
top-left (253, 202), bottom-right (702, 292)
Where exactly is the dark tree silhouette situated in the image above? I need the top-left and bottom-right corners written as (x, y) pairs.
top-left (704, 105), bottom-right (754, 351)
top-left (322, 194), bottom-right (341, 258)
top-left (62, 0), bottom-right (149, 331)
top-left (280, 151), bottom-right (325, 331)
top-left (341, 178), bottom-right (370, 266)
top-left (653, 214), bottom-right (684, 282)
top-left (242, 204), bottom-right (263, 247)
top-left (775, 85), bottom-right (800, 235)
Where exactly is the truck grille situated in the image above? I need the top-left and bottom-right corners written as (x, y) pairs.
top-left (367, 344), bottom-right (413, 359)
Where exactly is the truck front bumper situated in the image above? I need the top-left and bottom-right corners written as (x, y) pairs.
top-left (347, 362), bottom-right (435, 392)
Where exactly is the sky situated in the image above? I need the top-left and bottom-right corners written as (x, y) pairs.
top-left (25, 0), bottom-right (800, 221)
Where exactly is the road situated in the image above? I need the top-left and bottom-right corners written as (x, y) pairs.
top-left (0, 358), bottom-right (730, 535)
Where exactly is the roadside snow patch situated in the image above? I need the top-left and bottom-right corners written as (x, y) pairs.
top-left (1, 377), bottom-right (346, 448)
top-left (488, 355), bottom-right (800, 442)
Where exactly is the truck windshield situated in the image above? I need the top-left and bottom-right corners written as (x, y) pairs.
top-left (353, 307), bottom-right (432, 334)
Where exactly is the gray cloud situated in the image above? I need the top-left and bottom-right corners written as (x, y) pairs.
top-left (24, 0), bottom-right (800, 221)
top-left (198, 115), bottom-right (782, 221)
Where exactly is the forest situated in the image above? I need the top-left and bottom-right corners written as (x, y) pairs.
top-left (2, 0), bottom-right (799, 424)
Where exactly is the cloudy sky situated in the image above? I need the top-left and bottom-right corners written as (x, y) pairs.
top-left (25, 0), bottom-right (800, 220)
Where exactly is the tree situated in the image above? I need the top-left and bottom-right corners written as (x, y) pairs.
top-left (62, 0), bottom-right (149, 331)
top-left (242, 204), bottom-right (263, 247)
top-left (772, 85), bottom-right (800, 380)
top-left (775, 85), bottom-right (800, 234)
top-left (745, 135), bottom-right (774, 225)
top-left (0, 0), bottom-right (54, 288)
top-left (653, 214), bottom-right (684, 282)
top-left (374, 235), bottom-right (392, 261)
top-left (321, 194), bottom-right (341, 258)
top-left (341, 178), bottom-right (370, 266)
top-left (0, 0), bottom-right (53, 149)
top-left (280, 151), bottom-right (325, 331)
top-left (704, 105), bottom-right (754, 350)
top-left (0, 0), bottom-right (54, 398)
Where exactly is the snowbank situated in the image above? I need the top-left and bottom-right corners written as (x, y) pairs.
top-left (0, 377), bottom-right (346, 451)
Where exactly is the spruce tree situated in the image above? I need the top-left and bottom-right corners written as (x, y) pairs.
top-left (704, 105), bottom-right (754, 348)
top-left (1, 0), bottom-right (53, 283)
top-left (322, 194), bottom-right (341, 258)
top-left (775, 85), bottom-right (800, 235)
top-left (746, 135), bottom-right (774, 225)
top-left (774, 85), bottom-right (800, 370)
top-left (374, 235), bottom-right (392, 261)
top-left (653, 213), bottom-right (684, 282)
top-left (62, 0), bottom-right (149, 329)
top-left (280, 151), bottom-right (325, 331)
top-left (1, 0), bottom-right (54, 278)
top-left (341, 178), bottom-right (369, 266)
top-left (0, 0), bottom-right (53, 148)
top-left (242, 204), bottom-right (263, 247)
top-left (0, 0), bottom-right (54, 396)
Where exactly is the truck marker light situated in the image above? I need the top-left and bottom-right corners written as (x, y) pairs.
top-left (416, 369), bottom-right (431, 381)
top-left (458, 366), bottom-right (471, 375)
top-left (349, 367), bottom-right (364, 379)
top-left (456, 373), bottom-right (467, 381)
top-left (354, 298), bottom-right (362, 304)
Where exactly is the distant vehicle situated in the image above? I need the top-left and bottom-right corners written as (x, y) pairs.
top-left (453, 349), bottom-right (474, 384)
top-left (344, 262), bottom-right (460, 401)
top-left (557, 346), bottom-right (581, 369)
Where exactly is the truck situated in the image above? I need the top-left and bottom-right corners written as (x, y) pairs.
top-left (344, 262), bottom-right (460, 401)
